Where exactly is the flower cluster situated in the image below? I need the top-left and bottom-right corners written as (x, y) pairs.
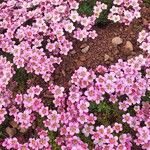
top-left (56, 54), bottom-right (149, 149)
top-left (8, 85), bottom-right (43, 128)
top-left (92, 127), bottom-right (132, 150)
top-left (28, 53), bottom-right (149, 149)
top-left (0, 56), bottom-right (15, 92)
top-left (1, 51), bottom-right (150, 149)
top-left (12, 45), bottom-right (62, 81)
top-left (0, 0), bottom-right (148, 149)
top-left (56, 136), bottom-right (89, 150)
top-left (0, 0), bottom-right (107, 81)
top-left (0, 56), bottom-right (14, 124)
top-left (108, 0), bottom-right (142, 25)
top-left (138, 24), bottom-right (150, 53)
top-left (72, 54), bottom-right (147, 108)
top-left (0, 89), bottom-right (12, 124)
top-left (123, 102), bottom-right (150, 149)
top-left (2, 129), bottom-right (51, 150)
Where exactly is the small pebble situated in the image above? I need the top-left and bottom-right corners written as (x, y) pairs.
top-left (6, 127), bottom-right (16, 137)
top-left (125, 41), bottom-right (133, 51)
top-left (104, 54), bottom-right (110, 61)
top-left (80, 43), bottom-right (88, 49)
top-left (112, 37), bottom-right (123, 45)
top-left (81, 45), bottom-right (90, 53)
top-left (70, 50), bottom-right (76, 54)
top-left (9, 121), bottom-right (18, 128)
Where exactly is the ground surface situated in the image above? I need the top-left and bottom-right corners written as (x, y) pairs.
top-left (54, 5), bottom-right (150, 88)
top-left (0, 3), bottom-right (150, 150)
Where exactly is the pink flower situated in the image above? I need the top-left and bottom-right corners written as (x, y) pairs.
top-left (64, 21), bottom-right (75, 33)
top-left (108, 0), bottom-right (142, 25)
top-left (68, 91), bottom-right (81, 103)
top-left (116, 144), bottom-right (127, 150)
top-left (77, 114), bottom-right (87, 124)
top-left (119, 102), bottom-right (129, 111)
top-left (0, 56), bottom-right (15, 92)
top-left (77, 100), bottom-right (90, 113)
top-left (106, 126), bottom-right (114, 135)
top-left (96, 125), bottom-right (106, 137)
top-left (37, 137), bottom-right (49, 149)
top-left (67, 122), bottom-right (80, 135)
top-left (103, 81), bottom-right (115, 94)
top-left (23, 94), bottom-right (35, 108)
top-left (113, 123), bottom-right (123, 133)
top-left (82, 124), bottom-right (94, 137)
top-left (39, 106), bottom-right (49, 117)
top-left (52, 85), bottom-right (64, 98)
top-left (9, 107), bottom-right (19, 116)
top-left (2, 138), bottom-right (19, 149)
top-left (122, 113), bottom-right (132, 123)
top-left (44, 119), bottom-right (60, 132)
top-left (47, 110), bottom-right (60, 123)
top-left (29, 138), bottom-right (39, 149)
top-left (85, 86), bottom-right (97, 101)
top-left (18, 143), bottom-right (29, 150)
top-left (108, 135), bottom-right (118, 146)
top-left (87, 113), bottom-right (97, 124)
top-left (60, 125), bottom-right (68, 136)
top-left (14, 94), bottom-right (23, 105)
top-left (69, 11), bottom-right (79, 22)
top-left (17, 109), bottom-right (32, 128)
top-left (137, 127), bottom-right (150, 144)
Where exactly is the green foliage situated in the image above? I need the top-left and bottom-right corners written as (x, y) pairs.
top-left (90, 101), bottom-right (113, 114)
top-left (133, 23), bottom-right (143, 31)
top-left (142, 90), bottom-right (150, 102)
top-left (78, 0), bottom-right (97, 16)
top-left (0, 116), bottom-right (10, 139)
top-left (78, 133), bottom-right (94, 150)
top-left (0, 51), bottom-right (13, 62)
top-left (37, 116), bottom-right (44, 127)
top-left (37, 116), bottom-right (61, 150)
top-left (48, 131), bottom-right (61, 150)
top-left (126, 106), bottom-right (136, 116)
top-left (89, 101), bottom-right (135, 136)
top-left (0, 124), bottom-right (5, 139)
top-left (97, 0), bottom-right (113, 25)
top-left (90, 101), bottom-right (124, 125)
top-left (13, 68), bottom-right (29, 93)
top-left (144, 0), bottom-right (150, 7)
top-left (78, 0), bottom-right (113, 26)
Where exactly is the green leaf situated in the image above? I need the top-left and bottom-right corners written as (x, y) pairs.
top-left (48, 131), bottom-right (61, 150)
top-left (13, 68), bottom-right (29, 93)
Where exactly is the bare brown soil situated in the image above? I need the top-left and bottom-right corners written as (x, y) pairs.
top-left (54, 5), bottom-right (150, 88)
